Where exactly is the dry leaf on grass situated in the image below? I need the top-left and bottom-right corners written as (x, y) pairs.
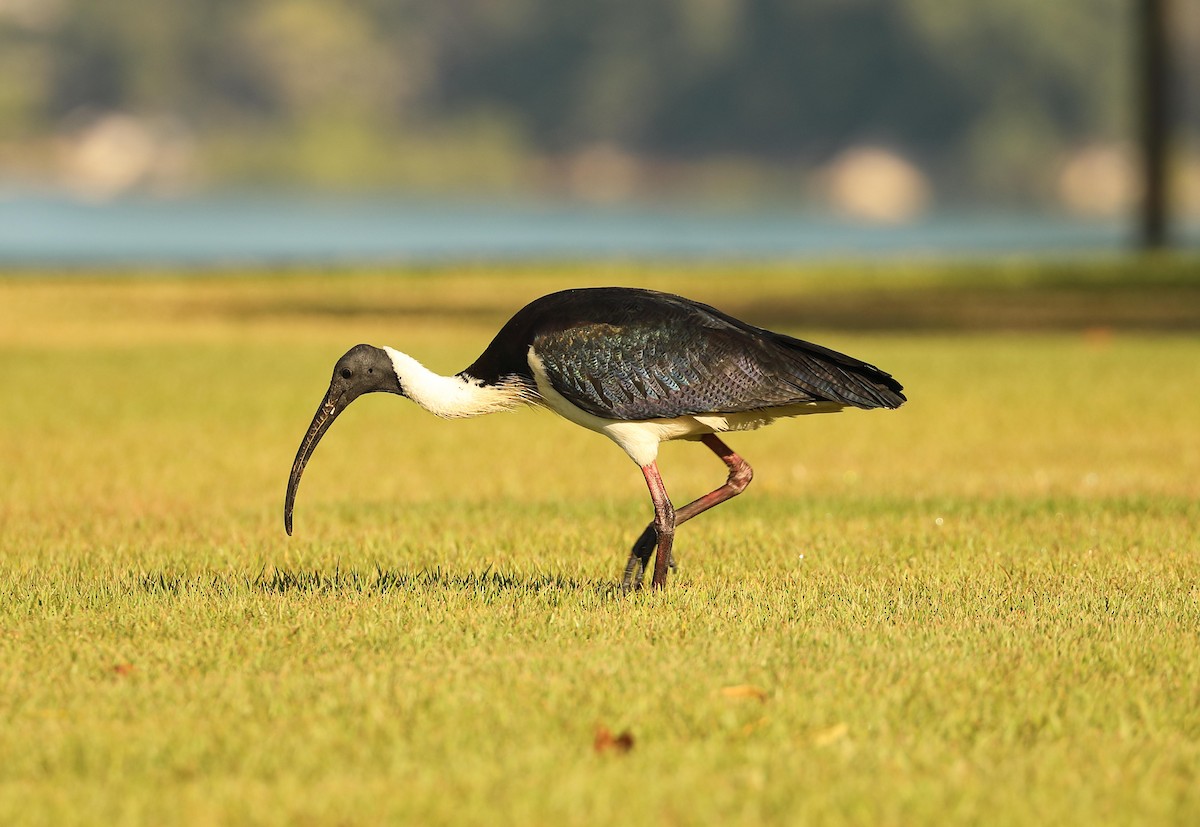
top-left (741, 716), bottom-right (769, 736)
top-left (719, 684), bottom-right (768, 702)
top-left (594, 725), bottom-right (634, 754)
top-left (811, 723), bottom-right (849, 747)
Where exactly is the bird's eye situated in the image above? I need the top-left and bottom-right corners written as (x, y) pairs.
top-left (341, 368), bottom-right (352, 379)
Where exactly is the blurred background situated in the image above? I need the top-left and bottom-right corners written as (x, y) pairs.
top-left (0, 0), bottom-right (1197, 262)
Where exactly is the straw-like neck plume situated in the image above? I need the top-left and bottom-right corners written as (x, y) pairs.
top-left (383, 347), bottom-right (535, 419)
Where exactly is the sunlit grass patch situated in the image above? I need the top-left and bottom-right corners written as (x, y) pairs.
top-left (2, 264), bottom-right (1199, 826)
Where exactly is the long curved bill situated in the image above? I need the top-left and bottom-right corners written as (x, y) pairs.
top-left (284, 387), bottom-right (347, 536)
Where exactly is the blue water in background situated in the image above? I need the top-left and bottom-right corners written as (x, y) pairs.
top-left (0, 193), bottom-right (1192, 266)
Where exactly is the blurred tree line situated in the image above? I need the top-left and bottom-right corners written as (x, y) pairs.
top-left (0, 0), bottom-right (1195, 209)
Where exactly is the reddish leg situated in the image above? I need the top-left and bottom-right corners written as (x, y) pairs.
top-left (641, 462), bottom-right (676, 589)
top-left (622, 435), bottom-right (754, 591)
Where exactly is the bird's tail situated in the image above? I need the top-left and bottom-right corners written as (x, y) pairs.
top-left (776, 335), bottom-right (906, 410)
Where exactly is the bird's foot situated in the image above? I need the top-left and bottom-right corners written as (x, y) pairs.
top-left (621, 524), bottom-right (675, 592)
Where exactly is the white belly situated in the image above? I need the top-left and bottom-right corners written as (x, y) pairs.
top-left (527, 349), bottom-right (842, 466)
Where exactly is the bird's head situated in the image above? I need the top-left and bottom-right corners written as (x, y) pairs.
top-left (284, 344), bottom-right (403, 535)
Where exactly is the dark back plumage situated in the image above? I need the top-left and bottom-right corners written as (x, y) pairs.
top-left (462, 287), bottom-right (905, 421)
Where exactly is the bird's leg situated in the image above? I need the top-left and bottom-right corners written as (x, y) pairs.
top-left (639, 462), bottom-right (676, 589)
top-left (622, 435), bottom-right (753, 591)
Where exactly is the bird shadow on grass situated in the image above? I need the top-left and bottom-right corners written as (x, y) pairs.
top-left (136, 564), bottom-right (623, 600)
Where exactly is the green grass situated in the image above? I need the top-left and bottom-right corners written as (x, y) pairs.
top-left (2, 261), bottom-right (1200, 825)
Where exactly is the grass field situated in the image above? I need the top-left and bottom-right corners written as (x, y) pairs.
top-left (2, 260), bottom-right (1199, 825)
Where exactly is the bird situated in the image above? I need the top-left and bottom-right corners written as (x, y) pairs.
top-left (284, 286), bottom-right (905, 590)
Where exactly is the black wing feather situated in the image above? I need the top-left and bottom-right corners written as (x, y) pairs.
top-left (531, 291), bottom-right (905, 421)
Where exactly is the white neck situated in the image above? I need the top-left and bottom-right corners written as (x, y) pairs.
top-left (383, 347), bottom-right (533, 419)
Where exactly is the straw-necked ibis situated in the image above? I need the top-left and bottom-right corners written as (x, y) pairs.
top-left (284, 287), bottom-right (905, 589)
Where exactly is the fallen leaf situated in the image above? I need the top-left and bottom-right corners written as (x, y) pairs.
top-left (812, 722), bottom-right (849, 747)
top-left (594, 725), bottom-right (635, 754)
top-left (720, 684), bottom-right (768, 702)
top-left (740, 716), bottom-right (769, 736)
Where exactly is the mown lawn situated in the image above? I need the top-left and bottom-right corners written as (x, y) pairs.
top-left (2, 262), bottom-right (1198, 826)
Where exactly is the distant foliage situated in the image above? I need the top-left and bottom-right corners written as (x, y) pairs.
top-left (0, 0), bottom-right (1193, 204)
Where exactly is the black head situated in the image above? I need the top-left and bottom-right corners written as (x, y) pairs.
top-left (329, 343), bottom-right (403, 404)
top-left (284, 344), bottom-right (403, 535)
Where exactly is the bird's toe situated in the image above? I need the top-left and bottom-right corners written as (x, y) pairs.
top-left (621, 555), bottom-right (646, 592)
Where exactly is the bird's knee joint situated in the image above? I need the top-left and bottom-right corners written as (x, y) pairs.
top-left (728, 462), bottom-right (753, 493)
